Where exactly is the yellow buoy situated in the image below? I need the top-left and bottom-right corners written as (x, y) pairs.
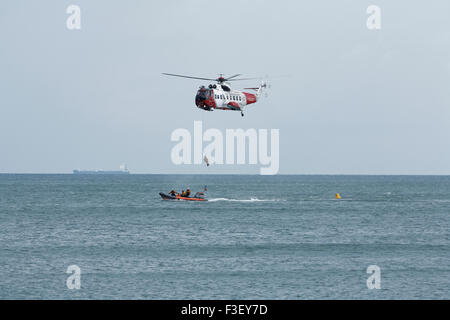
top-left (335, 193), bottom-right (342, 199)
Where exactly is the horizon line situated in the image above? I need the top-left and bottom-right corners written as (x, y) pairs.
top-left (1, 172), bottom-right (450, 176)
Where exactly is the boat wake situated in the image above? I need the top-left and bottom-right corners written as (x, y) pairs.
top-left (208, 197), bottom-right (284, 202)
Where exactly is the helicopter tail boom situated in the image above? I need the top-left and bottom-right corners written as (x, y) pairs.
top-left (244, 81), bottom-right (267, 100)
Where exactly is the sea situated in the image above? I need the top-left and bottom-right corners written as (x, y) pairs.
top-left (0, 174), bottom-right (449, 299)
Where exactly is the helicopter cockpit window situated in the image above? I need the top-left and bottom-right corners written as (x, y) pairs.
top-left (196, 88), bottom-right (208, 101)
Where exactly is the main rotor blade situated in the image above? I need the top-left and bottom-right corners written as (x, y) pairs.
top-left (229, 74), bottom-right (293, 82)
top-left (224, 74), bottom-right (242, 80)
top-left (227, 77), bottom-right (260, 81)
top-left (162, 73), bottom-right (216, 81)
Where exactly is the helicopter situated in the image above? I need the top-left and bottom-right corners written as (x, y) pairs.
top-left (162, 73), bottom-right (267, 117)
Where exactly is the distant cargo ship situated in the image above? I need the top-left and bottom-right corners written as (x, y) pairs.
top-left (73, 165), bottom-right (130, 175)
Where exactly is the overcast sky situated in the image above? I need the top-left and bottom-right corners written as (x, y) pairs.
top-left (1, 0), bottom-right (449, 174)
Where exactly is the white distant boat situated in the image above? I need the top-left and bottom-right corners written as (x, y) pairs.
top-left (73, 164), bottom-right (130, 175)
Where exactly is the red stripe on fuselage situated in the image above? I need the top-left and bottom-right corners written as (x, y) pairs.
top-left (205, 95), bottom-right (216, 108)
top-left (243, 92), bottom-right (257, 105)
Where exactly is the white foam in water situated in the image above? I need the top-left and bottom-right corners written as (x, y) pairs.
top-left (208, 198), bottom-right (283, 202)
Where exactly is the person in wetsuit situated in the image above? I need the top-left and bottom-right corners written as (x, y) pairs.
top-left (169, 189), bottom-right (176, 196)
top-left (185, 189), bottom-right (191, 197)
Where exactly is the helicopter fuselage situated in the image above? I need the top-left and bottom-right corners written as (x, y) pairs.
top-left (195, 83), bottom-right (257, 112)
